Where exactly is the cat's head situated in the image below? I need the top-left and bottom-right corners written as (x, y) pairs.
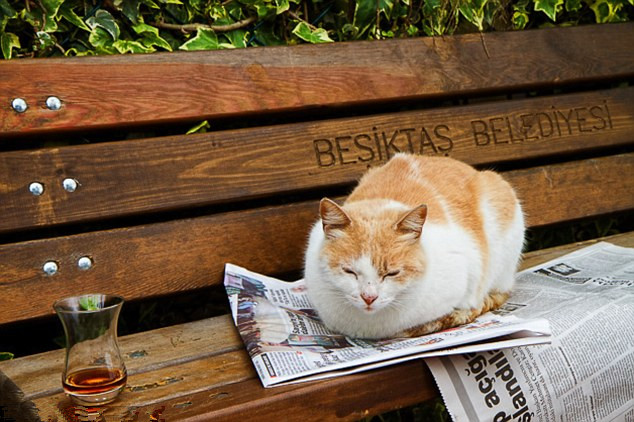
top-left (318, 198), bottom-right (427, 313)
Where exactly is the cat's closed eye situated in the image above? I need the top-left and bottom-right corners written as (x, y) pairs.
top-left (383, 270), bottom-right (401, 280)
top-left (342, 267), bottom-right (358, 278)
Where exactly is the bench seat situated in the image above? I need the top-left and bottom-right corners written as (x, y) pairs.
top-left (2, 232), bottom-right (632, 420)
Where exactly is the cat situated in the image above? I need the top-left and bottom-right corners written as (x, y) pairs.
top-left (303, 153), bottom-right (524, 339)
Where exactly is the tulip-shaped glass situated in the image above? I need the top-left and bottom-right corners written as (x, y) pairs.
top-left (54, 294), bottom-right (127, 406)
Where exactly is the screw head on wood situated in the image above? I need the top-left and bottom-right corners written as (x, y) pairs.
top-left (62, 178), bottom-right (78, 192)
top-left (11, 98), bottom-right (28, 113)
top-left (43, 261), bottom-right (58, 276)
top-left (29, 182), bottom-right (45, 196)
top-left (46, 96), bottom-right (62, 111)
top-left (77, 256), bottom-right (93, 270)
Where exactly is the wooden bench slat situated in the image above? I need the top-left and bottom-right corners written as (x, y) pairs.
top-left (4, 231), bottom-right (631, 421)
top-left (1, 153), bottom-right (632, 324)
top-left (31, 357), bottom-right (436, 421)
top-left (148, 361), bottom-right (436, 422)
top-left (31, 349), bottom-right (256, 419)
top-left (1, 87), bottom-right (632, 232)
top-left (0, 317), bottom-right (240, 400)
top-left (1, 23), bottom-right (633, 137)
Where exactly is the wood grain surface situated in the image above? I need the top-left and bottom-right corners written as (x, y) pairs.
top-left (1, 23), bottom-right (633, 137)
top-left (0, 317), bottom-right (241, 400)
top-left (1, 87), bottom-right (632, 232)
top-left (2, 232), bottom-right (631, 421)
top-left (1, 153), bottom-right (632, 325)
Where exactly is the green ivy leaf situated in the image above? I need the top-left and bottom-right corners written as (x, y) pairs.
top-left (422, 0), bottom-right (452, 36)
top-left (254, 23), bottom-right (284, 46)
top-left (511, 0), bottom-right (530, 28)
top-left (35, 31), bottom-right (56, 51)
top-left (534, 0), bottom-right (564, 21)
top-left (65, 47), bottom-right (95, 56)
top-left (512, 11), bottom-right (529, 29)
top-left (380, 0), bottom-right (396, 18)
top-left (40, 0), bottom-right (64, 31)
top-left (40, 0), bottom-right (64, 16)
top-left (186, 120), bottom-right (210, 134)
top-left (353, 0), bottom-right (395, 37)
top-left (21, 8), bottom-right (42, 29)
top-left (86, 10), bottom-right (120, 41)
top-left (179, 28), bottom-right (219, 50)
top-left (275, 0), bottom-right (290, 14)
top-left (422, 0), bottom-right (442, 14)
top-left (565, 0), bottom-right (582, 12)
top-left (590, 0), bottom-right (621, 22)
top-left (190, 0), bottom-right (207, 11)
top-left (132, 23), bottom-right (172, 51)
top-left (208, 3), bottom-right (228, 19)
top-left (114, 0), bottom-right (141, 23)
top-left (254, 1), bottom-right (277, 18)
top-left (483, 1), bottom-right (498, 27)
top-left (0, 352), bottom-right (14, 361)
top-left (292, 21), bottom-right (333, 43)
top-left (158, 0), bottom-right (183, 4)
top-left (88, 26), bottom-right (117, 53)
top-left (59, 2), bottom-right (90, 31)
top-left (459, 0), bottom-right (488, 31)
top-left (165, 3), bottom-right (191, 22)
top-left (0, 0), bottom-right (17, 19)
top-left (113, 39), bottom-right (155, 53)
top-left (139, 0), bottom-right (160, 9)
top-left (353, 0), bottom-right (374, 36)
top-left (224, 29), bottom-right (247, 48)
top-left (1, 32), bottom-right (20, 59)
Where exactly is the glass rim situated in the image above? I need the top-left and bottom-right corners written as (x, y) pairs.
top-left (53, 293), bottom-right (124, 314)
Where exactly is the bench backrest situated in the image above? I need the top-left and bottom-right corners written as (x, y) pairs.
top-left (1, 22), bottom-right (633, 326)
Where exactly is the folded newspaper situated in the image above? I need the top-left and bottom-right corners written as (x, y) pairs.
top-left (224, 264), bottom-right (551, 388)
top-left (426, 241), bottom-right (634, 422)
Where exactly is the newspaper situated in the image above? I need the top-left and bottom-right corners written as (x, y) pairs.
top-left (224, 264), bottom-right (551, 388)
top-left (426, 241), bottom-right (634, 422)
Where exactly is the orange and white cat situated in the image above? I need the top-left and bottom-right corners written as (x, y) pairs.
top-left (304, 153), bottom-right (524, 339)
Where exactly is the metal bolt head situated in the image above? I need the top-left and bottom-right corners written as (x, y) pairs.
top-left (29, 182), bottom-right (45, 196)
top-left (46, 96), bottom-right (62, 111)
top-left (77, 256), bottom-right (93, 270)
top-left (62, 178), bottom-right (78, 192)
top-left (43, 261), bottom-right (58, 276)
top-left (12, 98), bottom-right (28, 113)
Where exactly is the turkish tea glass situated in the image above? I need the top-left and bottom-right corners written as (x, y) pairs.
top-left (54, 294), bottom-right (127, 406)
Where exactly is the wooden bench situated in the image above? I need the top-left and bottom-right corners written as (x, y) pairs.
top-left (1, 22), bottom-right (633, 421)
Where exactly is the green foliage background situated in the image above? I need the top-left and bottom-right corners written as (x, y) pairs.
top-left (1, 0), bottom-right (632, 59)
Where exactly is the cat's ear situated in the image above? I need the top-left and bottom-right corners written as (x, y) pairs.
top-left (320, 198), bottom-right (351, 239)
top-left (395, 204), bottom-right (427, 241)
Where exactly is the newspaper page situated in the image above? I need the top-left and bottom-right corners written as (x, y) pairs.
top-left (426, 241), bottom-right (634, 422)
top-left (224, 264), bottom-right (551, 388)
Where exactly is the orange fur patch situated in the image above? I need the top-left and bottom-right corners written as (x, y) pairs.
top-left (322, 203), bottom-right (427, 283)
top-left (347, 154), bottom-right (489, 262)
top-left (402, 290), bottom-right (510, 337)
top-left (478, 170), bottom-right (518, 230)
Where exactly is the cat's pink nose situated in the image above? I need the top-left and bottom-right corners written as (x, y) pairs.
top-left (361, 293), bottom-right (378, 305)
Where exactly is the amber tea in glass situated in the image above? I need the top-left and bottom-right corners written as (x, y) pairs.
top-left (54, 294), bottom-right (127, 406)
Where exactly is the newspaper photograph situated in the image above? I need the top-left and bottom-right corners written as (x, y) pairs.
top-left (224, 264), bottom-right (551, 388)
top-left (426, 241), bottom-right (634, 422)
